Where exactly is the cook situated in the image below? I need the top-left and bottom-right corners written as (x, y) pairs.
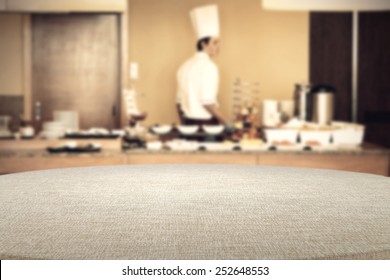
top-left (176, 4), bottom-right (228, 126)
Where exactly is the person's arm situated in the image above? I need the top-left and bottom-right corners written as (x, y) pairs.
top-left (176, 103), bottom-right (185, 124)
top-left (204, 104), bottom-right (227, 125)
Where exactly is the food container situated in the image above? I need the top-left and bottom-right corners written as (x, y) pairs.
top-left (299, 130), bottom-right (332, 146)
top-left (332, 123), bottom-right (365, 146)
top-left (200, 142), bottom-right (237, 151)
top-left (146, 141), bottom-right (163, 151)
top-left (239, 139), bottom-right (267, 151)
top-left (202, 125), bottom-right (224, 135)
top-left (263, 128), bottom-right (298, 144)
top-left (151, 125), bottom-right (172, 135)
top-left (177, 125), bottom-right (199, 135)
top-left (165, 140), bottom-right (199, 151)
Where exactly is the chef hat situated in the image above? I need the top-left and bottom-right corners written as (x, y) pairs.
top-left (190, 4), bottom-right (220, 40)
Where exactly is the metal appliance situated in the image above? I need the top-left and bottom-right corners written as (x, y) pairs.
top-left (293, 83), bottom-right (311, 121)
top-left (0, 115), bottom-right (12, 138)
top-left (309, 85), bottom-right (336, 125)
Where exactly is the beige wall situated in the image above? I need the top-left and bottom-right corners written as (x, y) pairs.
top-left (128, 0), bottom-right (309, 125)
top-left (0, 13), bottom-right (23, 96)
top-left (0, 0), bottom-right (309, 126)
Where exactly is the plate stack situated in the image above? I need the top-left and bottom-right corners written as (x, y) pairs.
top-left (54, 111), bottom-right (79, 132)
top-left (41, 121), bottom-right (65, 139)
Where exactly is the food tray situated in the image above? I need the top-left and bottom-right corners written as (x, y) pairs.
top-left (47, 145), bottom-right (101, 153)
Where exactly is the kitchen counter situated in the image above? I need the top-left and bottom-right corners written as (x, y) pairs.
top-left (0, 142), bottom-right (389, 176)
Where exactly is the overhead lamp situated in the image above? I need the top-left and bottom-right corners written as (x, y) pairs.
top-left (262, 0), bottom-right (390, 11)
top-left (262, 0), bottom-right (390, 122)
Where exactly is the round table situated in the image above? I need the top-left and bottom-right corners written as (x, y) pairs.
top-left (0, 165), bottom-right (389, 259)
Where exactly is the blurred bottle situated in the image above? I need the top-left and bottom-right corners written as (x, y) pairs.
top-left (293, 83), bottom-right (311, 121)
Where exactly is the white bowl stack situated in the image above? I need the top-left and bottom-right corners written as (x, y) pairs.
top-left (53, 111), bottom-right (79, 132)
top-left (41, 121), bottom-right (66, 139)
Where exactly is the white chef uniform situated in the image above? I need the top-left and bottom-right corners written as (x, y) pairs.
top-left (176, 52), bottom-right (219, 119)
top-left (176, 5), bottom-right (220, 120)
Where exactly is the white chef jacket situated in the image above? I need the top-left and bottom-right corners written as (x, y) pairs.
top-left (176, 52), bottom-right (219, 120)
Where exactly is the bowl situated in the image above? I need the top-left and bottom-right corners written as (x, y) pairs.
top-left (151, 125), bottom-right (172, 135)
top-left (177, 125), bottom-right (199, 135)
top-left (202, 125), bottom-right (225, 135)
top-left (65, 141), bottom-right (78, 149)
top-left (165, 140), bottom-right (199, 151)
top-left (146, 141), bottom-right (163, 151)
top-left (20, 126), bottom-right (35, 137)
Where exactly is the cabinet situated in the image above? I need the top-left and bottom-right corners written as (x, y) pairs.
top-left (5, 0), bottom-right (127, 12)
top-left (31, 14), bottom-right (120, 130)
top-left (310, 12), bottom-right (390, 148)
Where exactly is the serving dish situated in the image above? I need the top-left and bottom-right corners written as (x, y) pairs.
top-left (177, 125), bottom-right (199, 135)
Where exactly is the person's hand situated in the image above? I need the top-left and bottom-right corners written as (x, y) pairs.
top-left (224, 122), bottom-right (236, 135)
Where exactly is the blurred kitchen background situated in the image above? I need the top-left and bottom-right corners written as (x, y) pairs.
top-left (0, 0), bottom-right (389, 175)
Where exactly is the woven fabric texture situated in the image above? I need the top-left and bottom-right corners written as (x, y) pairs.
top-left (0, 164), bottom-right (389, 260)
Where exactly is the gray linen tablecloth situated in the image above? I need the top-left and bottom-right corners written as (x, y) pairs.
top-left (0, 164), bottom-right (389, 259)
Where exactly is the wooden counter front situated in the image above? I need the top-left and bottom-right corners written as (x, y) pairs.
top-left (258, 153), bottom-right (389, 176)
top-left (0, 143), bottom-right (389, 176)
top-left (125, 151), bottom-right (389, 176)
top-left (0, 153), bottom-right (126, 174)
